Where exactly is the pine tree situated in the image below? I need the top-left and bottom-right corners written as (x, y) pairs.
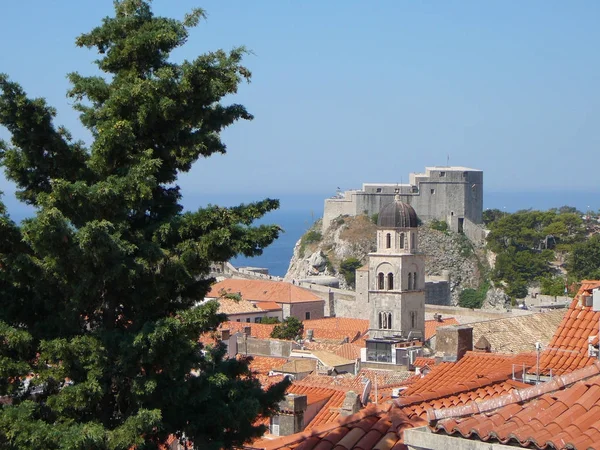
top-left (0, 1), bottom-right (289, 448)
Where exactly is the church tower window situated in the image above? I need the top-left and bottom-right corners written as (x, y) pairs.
top-left (378, 272), bottom-right (385, 290)
top-left (411, 311), bottom-right (417, 329)
top-left (400, 233), bottom-right (405, 249)
top-left (387, 273), bottom-right (394, 290)
top-left (379, 311), bottom-right (392, 330)
top-left (386, 233), bottom-right (391, 249)
top-left (413, 272), bottom-right (417, 289)
top-left (408, 273), bottom-right (412, 291)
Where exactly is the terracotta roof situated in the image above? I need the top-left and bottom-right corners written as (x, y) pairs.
top-left (468, 309), bottom-right (566, 354)
top-left (412, 357), bottom-right (436, 368)
top-left (252, 403), bottom-right (426, 450)
top-left (430, 361), bottom-right (600, 449)
top-left (248, 356), bottom-right (288, 375)
top-left (217, 298), bottom-right (265, 315)
top-left (305, 328), bottom-right (362, 343)
top-left (287, 383), bottom-right (348, 430)
top-left (537, 280), bottom-right (600, 375)
top-left (424, 317), bottom-right (459, 340)
top-left (207, 279), bottom-right (324, 304)
top-left (401, 352), bottom-right (536, 399)
top-left (218, 321), bottom-right (276, 339)
top-left (255, 301), bottom-right (282, 311)
top-left (297, 350), bottom-right (354, 369)
top-left (303, 342), bottom-right (362, 360)
top-left (304, 318), bottom-right (370, 334)
top-left (279, 359), bottom-right (317, 374)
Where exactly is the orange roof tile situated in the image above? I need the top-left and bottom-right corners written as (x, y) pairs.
top-left (254, 301), bottom-right (282, 311)
top-left (217, 298), bottom-right (265, 315)
top-left (248, 356), bottom-right (288, 375)
top-left (424, 317), bottom-right (459, 340)
top-left (537, 280), bottom-right (600, 375)
top-left (304, 317), bottom-right (370, 333)
top-left (400, 352), bottom-right (536, 401)
top-left (218, 321), bottom-right (276, 339)
top-left (207, 279), bottom-right (324, 304)
top-left (430, 361), bottom-right (600, 449)
top-left (303, 341), bottom-right (362, 360)
top-left (412, 357), bottom-right (436, 368)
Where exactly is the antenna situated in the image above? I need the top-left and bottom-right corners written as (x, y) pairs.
top-left (360, 379), bottom-right (372, 406)
top-left (447, 154), bottom-right (450, 166)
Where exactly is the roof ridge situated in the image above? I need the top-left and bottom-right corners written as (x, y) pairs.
top-left (426, 360), bottom-right (600, 422)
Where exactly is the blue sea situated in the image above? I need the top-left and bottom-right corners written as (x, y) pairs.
top-left (2, 189), bottom-right (598, 278)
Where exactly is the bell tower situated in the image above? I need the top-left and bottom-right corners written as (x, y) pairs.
top-left (368, 195), bottom-right (425, 340)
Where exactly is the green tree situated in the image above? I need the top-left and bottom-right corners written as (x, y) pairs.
top-left (270, 317), bottom-right (304, 341)
top-left (259, 316), bottom-right (280, 324)
top-left (340, 257), bottom-right (362, 288)
top-left (567, 234), bottom-right (600, 280)
top-left (540, 276), bottom-right (567, 297)
top-left (0, 2), bottom-right (289, 449)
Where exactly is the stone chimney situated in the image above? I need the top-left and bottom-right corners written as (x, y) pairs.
top-left (436, 325), bottom-right (473, 362)
top-left (273, 394), bottom-right (307, 436)
top-left (221, 329), bottom-right (230, 341)
top-left (474, 336), bottom-right (491, 353)
top-left (340, 391), bottom-right (361, 416)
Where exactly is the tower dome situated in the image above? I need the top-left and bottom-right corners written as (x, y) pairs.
top-left (377, 195), bottom-right (418, 228)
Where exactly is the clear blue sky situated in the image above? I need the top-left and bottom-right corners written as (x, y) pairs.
top-left (1, 1), bottom-right (599, 208)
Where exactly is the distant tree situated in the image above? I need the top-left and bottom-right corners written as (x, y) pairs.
top-left (271, 317), bottom-right (304, 341)
top-left (340, 257), bottom-right (362, 288)
top-left (482, 208), bottom-right (504, 226)
top-left (0, 2), bottom-right (289, 449)
top-left (429, 219), bottom-right (448, 232)
top-left (540, 276), bottom-right (567, 297)
top-left (567, 235), bottom-right (600, 281)
top-left (259, 316), bottom-right (280, 324)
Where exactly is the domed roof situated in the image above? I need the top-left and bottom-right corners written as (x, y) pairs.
top-left (377, 196), bottom-right (418, 228)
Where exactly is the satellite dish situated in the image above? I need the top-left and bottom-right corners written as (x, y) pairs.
top-left (361, 379), bottom-right (372, 406)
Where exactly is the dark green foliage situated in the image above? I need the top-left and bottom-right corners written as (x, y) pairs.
top-left (486, 208), bottom-right (585, 297)
top-left (259, 317), bottom-right (280, 324)
top-left (482, 208), bottom-right (504, 226)
top-left (270, 317), bottom-right (304, 341)
top-left (567, 234), bottom-right (600, 281)
top-left (540, 276), bottom-right (567, 297)
top-left (429, 219), bottom-right (448, 232)
top-left (298, 228), bottom-right (322, 257)
top-left (370, 213), bottom-right (378, 224)
top-left (340, 257), bottom-right (362, 288)
top-left (458, 283), bottom-right (489, 309)
top-left (0, 2), bottom-right (289, 448)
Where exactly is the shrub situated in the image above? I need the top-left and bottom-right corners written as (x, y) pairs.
top-left (340, 257), bottom-right (362, 288)
top-left (458, 282), bottom-right (490, 309)
top-left (271, 317), bottom-right (304, 340)
top-left (429, 219), bottom-right (448, 232)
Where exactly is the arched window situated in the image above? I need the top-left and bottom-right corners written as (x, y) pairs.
top-left (378, 272), bottom-right (385, 290)
top-left (379, 312), bottom-right (392, 330)
top-left (411, 311), bottom-right (416, 329)
top-left (400, 233), bottom-right (405, 249)
top-left (387, 273), bottom-right (394, 290)
top-left (386, 233), bottom-right (391, 249)
top-left (413, 272), bottom-right (417, 289)
top-left (408, 273), bottom-right (412, 291)
top-left (379, 312), bottom-right (383, 329)
top-left (387, 313), bottom-right (392, 330)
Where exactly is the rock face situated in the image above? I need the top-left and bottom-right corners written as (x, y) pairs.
top-left (285, 215), bottom-right (488, 303)
top-left (482, 287), bottom-right (510, 310)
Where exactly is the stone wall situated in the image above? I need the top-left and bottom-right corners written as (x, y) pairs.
top-left (322, 167), bottom-right (484, 240)
top-left (425, 279), bottom-right (451, 306)
top-left (236, 336), bottom-right (294, 358)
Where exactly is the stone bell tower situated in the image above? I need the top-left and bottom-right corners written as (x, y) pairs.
top-left (367, 195), bottom-right (425, 339)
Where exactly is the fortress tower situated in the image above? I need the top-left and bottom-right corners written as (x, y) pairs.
top-left (322, 166), bottom-right (484, 243)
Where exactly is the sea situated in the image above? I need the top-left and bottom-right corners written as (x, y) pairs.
top-left (2, 189), bottom-right (598, 278)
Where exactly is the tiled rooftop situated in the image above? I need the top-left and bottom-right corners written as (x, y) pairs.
top-left (468, 309), bottom-right (566, 354)
top-left (537, 280), bottom-right (600, 375)
top-left (304, 318), bottom-right (370, 334)
top-left (217, 297), bottom-right (267, 315)
top-left (255, 301), bottom-right (282, 311)
top-left (303, 342), bottom-right (362, 361)
top-left (252, 403), bottom-right (426, 450)
top-left (431, 361), bottom-right (600, 449)
top-left (401, 352), bottom-right (536, 399)
top-left (219, 321), bottom-right (277, 339)
top-left (412, 357), bottom-right (436, 369)
top-left (207, 279), bottom-right (324, 304)
top-left (424, 317), bottom-right (459, 340)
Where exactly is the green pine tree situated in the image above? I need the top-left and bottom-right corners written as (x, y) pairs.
top-left (0, 2), bottom-right (289, 449)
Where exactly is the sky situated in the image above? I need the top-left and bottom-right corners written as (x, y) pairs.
top-left (1, 1), bottom-right (599, 217)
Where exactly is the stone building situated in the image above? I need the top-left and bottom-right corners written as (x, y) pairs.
top-left (322, 166), bottom-right (484, 243)
top-left (358, 196), bottom-right (426, 367)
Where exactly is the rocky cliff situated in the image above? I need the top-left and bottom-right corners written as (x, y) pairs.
top-left (284, 215), bottom-right (488, 304)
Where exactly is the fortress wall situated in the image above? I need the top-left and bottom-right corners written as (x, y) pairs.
top-left (425, 280), bottom-right (451, 306)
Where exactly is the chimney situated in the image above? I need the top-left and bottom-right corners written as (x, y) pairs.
top-left (433, 313), bottom-right (442, 322)
top-left (244, 326), bottom-right (251, 336)
top-left (474, 336), bottom-right (491, 353)
top-left (221, 329), bottom-right (230, 341)
top-left (306, 329), bottom-right (314, 342)
top-left (340, 391), bottom-right (361, 416)
top-left (272, 394), bottom-right (307, 436)
top-left (436, 325), bottom-right (473, 362)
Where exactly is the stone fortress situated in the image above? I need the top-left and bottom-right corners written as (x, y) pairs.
top-left (322, 166), bottom-right (484, 243)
